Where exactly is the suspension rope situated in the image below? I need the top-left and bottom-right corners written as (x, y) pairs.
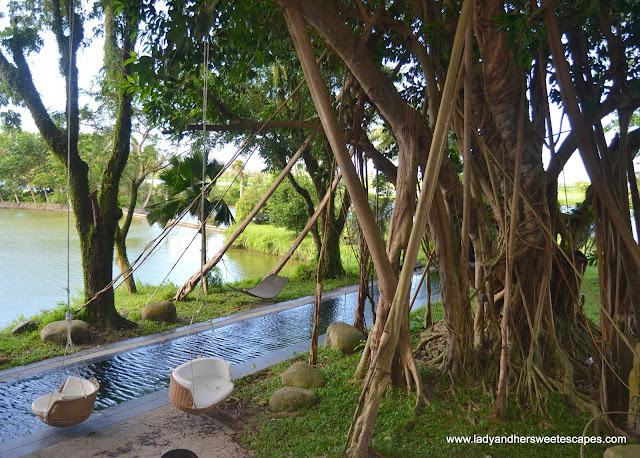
top-left (75, 49), bottom-right (330, 314)
top-left (60, 0), bottom-right (75, 384)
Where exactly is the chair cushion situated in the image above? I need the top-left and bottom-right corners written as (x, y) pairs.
top-left (32, 392), bottom-right (63, 417)
top-left (189, 375), bottom-right (234, 408)
top-left (61, 376), bottom-right (98, 397)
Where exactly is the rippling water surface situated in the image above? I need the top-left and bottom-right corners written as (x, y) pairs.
top-left (0, 272), bottom-right (439, 442)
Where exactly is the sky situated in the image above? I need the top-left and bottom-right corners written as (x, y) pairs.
top-left (16, 28), bottom-right (267, 172)
top-left (13, 23), bottom-right (593, 183)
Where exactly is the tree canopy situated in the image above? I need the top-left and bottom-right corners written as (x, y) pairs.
top-left (3, 0), bottom-right (640, 453)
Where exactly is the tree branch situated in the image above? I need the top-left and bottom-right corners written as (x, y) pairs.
top-left (167, 119), bottom-right (322, 134)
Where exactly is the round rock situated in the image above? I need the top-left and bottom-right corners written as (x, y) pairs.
top-left (604, 445), bottom-right (640, 458)
top-left (142, 301), bottom-right (177, 323)
top-left (268, 387), bottom-right (317, 412)
top-left (324, 321), bottom-right (367, 354)
top-left (40, 320), bottom-right (90, 346)
top-left (281, 362), bottom-right (326, 389)
top-left (11, 319), bottom-right (42, 334)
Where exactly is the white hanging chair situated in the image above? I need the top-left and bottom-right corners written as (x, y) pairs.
top-left (169, 357), bottom-right (234, 414)
top-left (32, 376), bottom-right (100, 427)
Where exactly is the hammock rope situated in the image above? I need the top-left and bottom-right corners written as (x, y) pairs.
top-left (33, 0), bottom-right (99, 427)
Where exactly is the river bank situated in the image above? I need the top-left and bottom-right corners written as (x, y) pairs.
top-left (0, 207), bottom-right (300, 329)
top-left (0, 201), bottom-right (68, 212)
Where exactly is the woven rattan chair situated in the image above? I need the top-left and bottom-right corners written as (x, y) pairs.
top-left (32, 376), bottom-right (100, 427)
top-left (169, 357), bottom-right (234, 414)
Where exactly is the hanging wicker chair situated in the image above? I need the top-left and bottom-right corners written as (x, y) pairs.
top-left (169, 357), bottom-right (234, 414)
top-left (32, 376), bottom-right (100, 427)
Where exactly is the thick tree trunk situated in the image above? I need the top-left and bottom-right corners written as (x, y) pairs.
top-left (115, 228), bottom-right (136, 294)
top-left (429, 187), bottom-right (475, 377)
top-left (77, 192), bottom-right (129, 329)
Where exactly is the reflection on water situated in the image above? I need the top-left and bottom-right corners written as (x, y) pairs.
top-left (0, 208), bottom-right (299, 328)
top-left (0, 272), bottom-right (439, 442)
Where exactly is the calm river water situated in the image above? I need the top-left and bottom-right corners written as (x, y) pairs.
top-left (0, 208), bottom-right (300, 329)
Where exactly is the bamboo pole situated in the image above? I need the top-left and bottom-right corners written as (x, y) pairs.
top-left (173, 133), bottom-right (316, 301)
top-left (268, 169), bottom-right (343, 277)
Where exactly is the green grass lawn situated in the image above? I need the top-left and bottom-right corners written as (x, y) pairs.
top-left (230, 347), bottom-right (617, 458)
top-left (558, 182), bottom-right (589, 207)
top-left (581, 265), bottom-right (601, 324)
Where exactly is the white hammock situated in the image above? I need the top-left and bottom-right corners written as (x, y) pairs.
top-left (169, 357), bottom-right (234, 414)
top-left (32, 376), bottom-right (100, 427)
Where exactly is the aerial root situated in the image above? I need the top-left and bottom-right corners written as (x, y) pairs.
top-left (425, 352), bottom-right (444, 367)
top-left (517, 357), bottom-right (553, 411)
top-left (415, 332), bottom-right (446, 355)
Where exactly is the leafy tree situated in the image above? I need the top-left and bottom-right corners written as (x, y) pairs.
top-left (267, 173), bottom-right (314, 233)
top-left (0, 130), bottom-right (50, 202)
top-left (229, 159), bottom-right (244, 199)
top-left (234, 172), bottom-right (270, 222)
top-left (0, 0), bottom-right (144, 329)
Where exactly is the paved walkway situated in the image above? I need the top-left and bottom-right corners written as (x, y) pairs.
top-left (23, 402), bottom-right (250, 458)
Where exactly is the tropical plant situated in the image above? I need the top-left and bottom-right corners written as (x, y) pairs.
top-left (146, 150), bottom-right (234, 228)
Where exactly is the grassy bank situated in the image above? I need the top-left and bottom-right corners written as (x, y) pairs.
top-left (0, 259), bottom-right (360, 370)
top-left (226, 224), bottom-right (316, 262)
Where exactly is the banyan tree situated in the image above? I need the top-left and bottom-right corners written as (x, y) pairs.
top-left (276, 0), bottom-right (640, 454)
top-left (134, 0), bottom-right (640, 455)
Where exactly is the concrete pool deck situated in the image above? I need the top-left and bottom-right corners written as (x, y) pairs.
top-left (1, 288), bottom-right (340, 458)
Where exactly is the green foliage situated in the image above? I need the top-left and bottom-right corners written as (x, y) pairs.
top-left (0, 130), bottom-right (55, 201)
top-left (146, 150), bottom-right (234, 227)
top-left (290, 261), bottom-right (318, 281)
top-left (205, 266), bottom-right (224, 289)
top-left (492, 4), bottom-right (547, 71)
top-left (234, 173), bottom-right (272, 222)
top-left (267, 175), bottom-right (314, 233)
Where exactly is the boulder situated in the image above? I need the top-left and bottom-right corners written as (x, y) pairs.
top-left (268, 387), bottom-right (317, 412)
top-left (142, 301), bottom-right (177, 323)
top-left (11, 319), bottom-right (42, 334)
top-left (628, 342), bottom-right (640, 431)
top-left (324, 321), bottom-right (366, 354)
top-left (281, 362), bottom-right (326, 389)
top-left (604, 445), bottom-right (640, 458)
top-left (40, 320), bottom-right (90, 346)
